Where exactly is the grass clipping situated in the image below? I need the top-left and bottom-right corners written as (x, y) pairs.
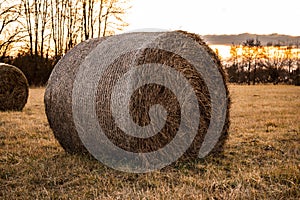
top-left (0, 63), bottom-right (29, 111)
top-left (45, 31), bottom-right (230, 162)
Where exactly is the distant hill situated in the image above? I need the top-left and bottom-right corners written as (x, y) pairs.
top-left (202, 33), bottom-right (300, 46)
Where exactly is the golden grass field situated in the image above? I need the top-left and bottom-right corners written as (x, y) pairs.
top-left (0, 85), bottom-right (299, 199)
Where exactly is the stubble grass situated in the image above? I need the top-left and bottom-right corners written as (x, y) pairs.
top-left (0, 85), bottom-right (299, 199)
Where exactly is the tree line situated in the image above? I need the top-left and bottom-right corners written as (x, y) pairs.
top-left (223, 39), bottom-right (300, 85)
top-left (0, 0), bottom-right (129, 85)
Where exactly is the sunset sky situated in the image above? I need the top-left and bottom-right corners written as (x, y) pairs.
top-left (124, 0), bottom-right (300, 36)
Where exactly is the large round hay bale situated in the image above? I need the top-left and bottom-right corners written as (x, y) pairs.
top-left (45, 31), bottom-right (230, 171)
top-left (0, 63), bottom-right (29, 111)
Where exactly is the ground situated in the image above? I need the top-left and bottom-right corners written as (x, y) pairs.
top-left (0, 85), bottom-right (299, 199)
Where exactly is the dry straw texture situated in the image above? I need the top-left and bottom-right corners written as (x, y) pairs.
top-left (0, 63), bottom-right (29, 111)
top-left (44, 31), bottom-right (230, 161)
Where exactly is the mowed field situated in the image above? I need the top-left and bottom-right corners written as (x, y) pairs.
top-left (0, 85), bottom-right (299, 199)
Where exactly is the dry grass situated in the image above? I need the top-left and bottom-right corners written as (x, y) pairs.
top-left (0, 85), bottom-right (299, 199)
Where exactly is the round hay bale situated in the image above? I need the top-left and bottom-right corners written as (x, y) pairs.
top-left (0, 63), bottom-right (29, 111)
top-left (45, 31), bottom-right (230, 171)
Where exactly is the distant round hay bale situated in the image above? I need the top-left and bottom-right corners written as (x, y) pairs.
top-left (0, 63), bottom-right (29, 111)
top-left (45, 31), bottom-right (230, 165)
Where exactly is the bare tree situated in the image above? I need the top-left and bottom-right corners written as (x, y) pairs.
top-left (40, 0), bottom-right (49, 58)
top-left (0, 1), bottom-right (20, 34)
top-left (65, 0), bottom-right (81, 52)
top-left (242, 38), bottom-right (263, 85)
top-left (102, 0), bottom-right (129, 37)
top-left (263, 46), bottom-right (285, 84)
top-left (22, 0), bottom-right (34, 56)
top-left (0, 0), bottom-right (23, 60)
top-left (21, 0), bottom-right (51, 59)
top-left (3, 0), bottom-right (130, 60)
top-left (284, 46), bottom-right (294, 79)
top-left (97, 0), bottom-right (105, 37)
top-left (50, 0), bottom-right (68, 59)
